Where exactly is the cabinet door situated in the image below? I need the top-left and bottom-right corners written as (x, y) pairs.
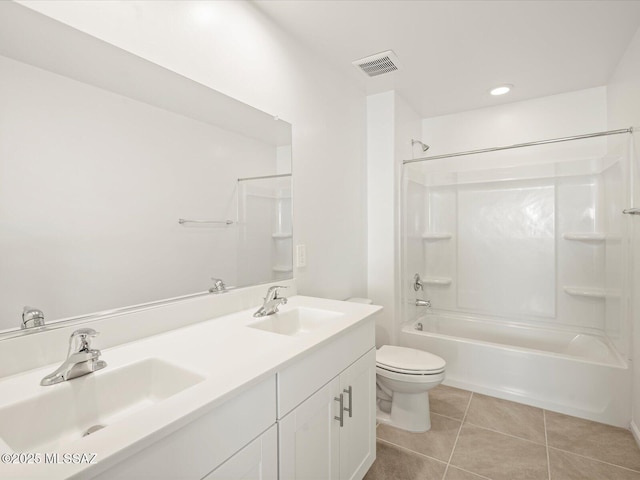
top-left (339, 348), bottom-right (376, 480)
top-left (279, 377), bottom-right (341, 480)
top-left (203, 425), bottom-right (277, 480)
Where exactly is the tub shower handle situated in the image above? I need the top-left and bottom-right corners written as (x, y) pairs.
top-left (334, 394), bottom-right (344, 427)
top-left (343, 386), bottom-right (353, 418)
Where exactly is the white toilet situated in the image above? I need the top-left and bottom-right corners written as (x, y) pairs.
top-left (345, 298), bottom-right (446, 433)
top-left (376, 345), bottom-right (446, 432)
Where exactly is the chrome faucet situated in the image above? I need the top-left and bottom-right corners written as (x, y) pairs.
top-left (22, 306), bottom-right (45, 329)
top-left (416, 299), bottom-right (431, 308)
top-left (209, 277), bottom-right (227, 293)
top-left (40, 328), bottom-right (107, 386)
top-left (253, 286), bottom-right (288, 317)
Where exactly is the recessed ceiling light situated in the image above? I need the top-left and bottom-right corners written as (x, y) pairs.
top-left (490, 85), bottom-right (513, 96)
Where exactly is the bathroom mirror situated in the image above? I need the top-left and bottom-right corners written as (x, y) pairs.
top-left (0, 3), bottom-right (292, 335)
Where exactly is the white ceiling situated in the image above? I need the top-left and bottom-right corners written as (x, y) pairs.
top-left (253, 0), bottom-right (640, 118)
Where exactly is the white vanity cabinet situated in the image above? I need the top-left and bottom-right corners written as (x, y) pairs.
top-left (204, 425), bottom-right (278, 480)
top-left (86, 311), bottom-right (376, 480)
top-left (278, 319), bottom-right (376, 480)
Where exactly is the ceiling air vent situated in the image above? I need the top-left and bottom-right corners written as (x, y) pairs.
top-left (353, 50), bottom-right (399, 78)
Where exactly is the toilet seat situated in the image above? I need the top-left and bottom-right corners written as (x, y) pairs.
top-left (376, 365), bottom-right (446, 384)
top-left (377, 364), bottom-right (445, 375)
top-left (376, 345), bottom-right (445, 375)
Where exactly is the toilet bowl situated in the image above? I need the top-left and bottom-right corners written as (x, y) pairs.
top-left (376, 345), bottom-right (446, 432)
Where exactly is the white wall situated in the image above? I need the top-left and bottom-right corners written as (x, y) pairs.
top-left (17, 0), bottom-right (368, 300)
top-left (366, 91), bottom-right (421, 346)
top-left (607, 24), bottom-right (640, 436)
top-left (367, 92), bottom-right (394, 346)
top-left (422, 87), bottom-right (607, 154)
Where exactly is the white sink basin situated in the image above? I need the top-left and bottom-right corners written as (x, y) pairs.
top-left (0, 358), bottom-right (205, 452)
top-left (247, 307), bottom-right (344, 337)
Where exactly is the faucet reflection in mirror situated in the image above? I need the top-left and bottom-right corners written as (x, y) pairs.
top-left (21, 306), bottom-right (45, 330)
top-left (209, 278), bottom-right (227, 293)
top-left (41, 328), bottom-right (107, 386)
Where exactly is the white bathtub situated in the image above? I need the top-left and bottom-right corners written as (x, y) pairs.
top-left (399, 314), bottom-right (631, 427)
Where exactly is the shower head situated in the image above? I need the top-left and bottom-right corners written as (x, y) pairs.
top-left (411, 139), bottom-right (430, 152)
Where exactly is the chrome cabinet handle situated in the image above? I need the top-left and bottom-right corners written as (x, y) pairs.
top-left (334, 394), bottom-right (344, 427)
top-left (343, 386), bottom-right (353, 418)
top-left (623, 208), bottom-right (640, 215)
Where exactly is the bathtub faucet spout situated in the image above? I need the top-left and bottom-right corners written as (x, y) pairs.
top-left (416, 299), bottom-right (431, 308)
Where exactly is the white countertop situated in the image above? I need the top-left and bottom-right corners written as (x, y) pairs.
top-left (0, 295), bottom-right (381, 479)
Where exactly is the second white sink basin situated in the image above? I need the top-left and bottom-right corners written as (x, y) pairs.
top-left (0, 358), bottom-right (205, 452)
top-left (247, 307), bottom-right (344, 337)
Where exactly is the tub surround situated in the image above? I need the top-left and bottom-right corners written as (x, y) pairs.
top-left (0, 294), bottom-right (381, 479)
top-left (400, 128), bottom-right (632, 429)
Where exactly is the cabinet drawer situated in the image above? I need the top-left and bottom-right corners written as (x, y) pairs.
top-left (277, 318), bottom-right (375, 418)
top-left (92, 376), bottom-right (276, 480)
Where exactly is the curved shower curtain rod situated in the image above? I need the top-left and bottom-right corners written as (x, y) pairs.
top-left (403, 127), bottom-right (634, 165)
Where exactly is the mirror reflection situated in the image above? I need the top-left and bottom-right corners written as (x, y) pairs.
top-left (0, 3), bottom-right (292, 334)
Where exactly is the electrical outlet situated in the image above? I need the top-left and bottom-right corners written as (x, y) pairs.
top-left (296, 244), bottom-right (307, 268)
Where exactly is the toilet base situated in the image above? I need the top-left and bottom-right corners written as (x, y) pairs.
top-left (375, 391), bottom-right (432, 433)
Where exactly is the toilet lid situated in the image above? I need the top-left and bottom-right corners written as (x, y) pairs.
top-left (376, 345), bottom-right (446, 374)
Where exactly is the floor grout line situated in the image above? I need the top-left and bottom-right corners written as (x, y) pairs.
top-left (547, 446), bottom-right (640, 474)
top-left (448, 466), bottom-right (493, 480)
top-left (375, 437), bottom-right (448, 466)
top-left (461, 419), bottom-right (547, 447)
top-left (543, 410), bottom-right (551, 480)
top-left (431, 411), bottom-right (467, 423)
top-left (442, 391), bottom-right (474, 480)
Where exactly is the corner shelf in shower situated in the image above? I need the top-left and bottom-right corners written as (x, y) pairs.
top-left (563, 286), bottom-right (608, 299)
top-left (272, 266), bottom-right (293, 273)
top-left (562, 233), bottom-right (606, 242)
top-left (420, 276), bottom-right (452, 286)
top-left (422, 233), bottom-right (453, 240)
top-left (272, 233), bottom-right (292, 239)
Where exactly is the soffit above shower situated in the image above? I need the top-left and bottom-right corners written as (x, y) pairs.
top-left (253, 0), bottom-right (640, 118)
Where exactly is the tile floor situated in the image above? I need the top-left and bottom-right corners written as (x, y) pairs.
top-left (364, 385), bottom-right (640, 480)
